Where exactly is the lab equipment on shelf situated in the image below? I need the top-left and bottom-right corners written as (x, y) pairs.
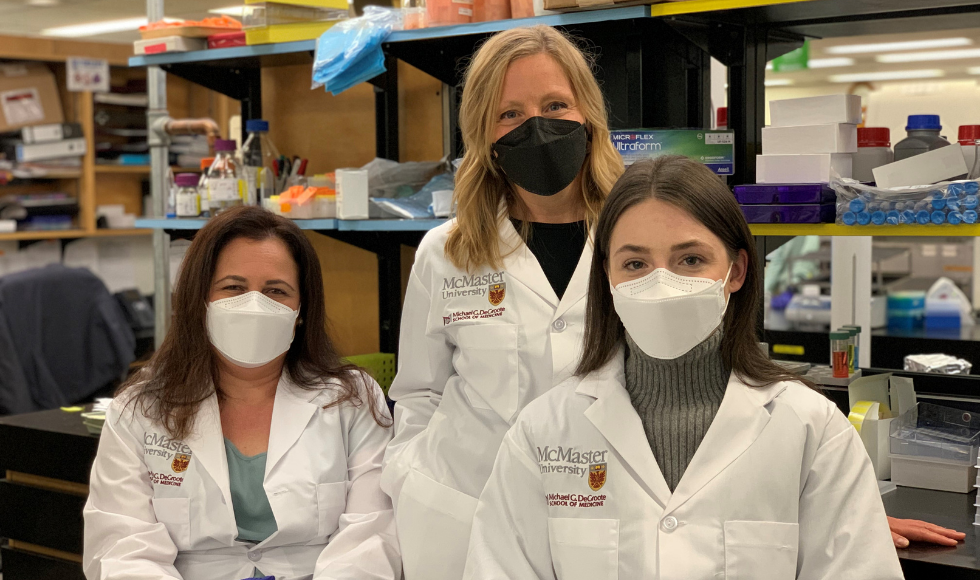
top-left (174, 173), bottom-right (201, 217)
top-left (734, 183), bottom-right (835, 223)
top-left (888, 291), bottom-right (926, 331)
top-left (832, 178), bottom-right (980, 226)
top-left (198, 157), bottom-right (214, 218)
top-left (890, 402), bottom-right (980, 493)
top-left (242, 119), bottom-right (281, 206)
top-left (960, 125), bottom-right (980, 180)
top-left (852, 127), bottom-right (893, 183)
top-left (830, 331), bottom-right (850, 378)
top-left (894, 115), bottom-right (951, 162)
top-left (207, 139), bottom-right (245, 215)
top-left (904, 354), bottom-right (972, 375)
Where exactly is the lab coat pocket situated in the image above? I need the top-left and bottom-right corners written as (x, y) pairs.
top-left (455, 324), bottom-right (520, 421)
top-left (724, 520), bottom-right (799, 580)
top-left (397, 469), bottom-right (478, 580)
top-left (547, 518), bottom-right (619, 580)
top-left (316, 481), bottom-right (348, 538)
top-left (151, 497), bottom-right (191, 549)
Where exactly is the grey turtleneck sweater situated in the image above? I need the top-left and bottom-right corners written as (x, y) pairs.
top-left (624, 331), bottom-right (729, 492)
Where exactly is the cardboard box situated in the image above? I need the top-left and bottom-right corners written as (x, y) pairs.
top-left (0, 63), bottom-right (64, 133)
top-left (762, 123), bottom-right (858, 155)
top-left (756, 153), bottom-right (852, 183)
top-left (873, 145), bottom-right (970, 189)
top-left (611, 129), bottom-right (735, 176)
top-left (134, 35), bottom-right (207, 55)
top-left (848, 373), bottom-right (916, 481)
top-left (769, 94), bottom-right (861, 128)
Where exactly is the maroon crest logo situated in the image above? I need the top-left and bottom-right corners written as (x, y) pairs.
top-left (488, 283), bottom-right (506, 306)
top-left (171, 453), bottom-right (191, 473)
top-left (589, 463), bottom-right (606, 491)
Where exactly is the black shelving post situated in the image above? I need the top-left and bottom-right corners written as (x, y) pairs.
top-left (371, 54), bottom-right (400, 162)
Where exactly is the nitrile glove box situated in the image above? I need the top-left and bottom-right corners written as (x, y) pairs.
top-left (769, 94), bottom-right (862, 127)
top-left (756, 153), bottom-right (853, 184)
top-left (762, 123), bottom-right (858, 155)
top-left (610, 129), bottom-right (734, 176)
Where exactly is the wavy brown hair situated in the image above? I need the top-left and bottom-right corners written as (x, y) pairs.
top-left (122, 206), bottom-right (390, 439)
top-left (577, 156), bottom-right (813, 390)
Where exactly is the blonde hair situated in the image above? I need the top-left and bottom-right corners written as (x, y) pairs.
top-left (445, 25), bottom-right (624, 272)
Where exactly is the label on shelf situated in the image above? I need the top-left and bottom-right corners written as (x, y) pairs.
top-left (209, 178), bottom-right (241, 202)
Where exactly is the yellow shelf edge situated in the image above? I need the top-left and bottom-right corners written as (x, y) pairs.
top-left (749, 223), bottom-right (980, 237)
top-left (650, 0), bottom-right (814, 17)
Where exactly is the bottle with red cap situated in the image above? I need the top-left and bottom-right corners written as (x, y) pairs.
top-left (959, 125), bottom-right (980, 179)
top-left (853, 127), bottom-right (893, 183)
top-left (716, 106), bottom-right (727, 130)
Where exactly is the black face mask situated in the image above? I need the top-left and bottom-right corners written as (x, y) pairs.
top-left (492, 116), bottom-right (589, 197)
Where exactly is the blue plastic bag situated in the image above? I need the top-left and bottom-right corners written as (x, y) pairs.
top-left (312, 7), bottom-right (402, 96)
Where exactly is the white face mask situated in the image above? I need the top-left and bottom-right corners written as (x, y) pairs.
top-left (610, 266), bottom-right (732, 360)
top-left (206, 291), bottom-right (300, 368)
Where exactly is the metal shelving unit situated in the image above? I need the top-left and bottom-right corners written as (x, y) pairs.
top-left (133, 0), bottom-right (980, 352)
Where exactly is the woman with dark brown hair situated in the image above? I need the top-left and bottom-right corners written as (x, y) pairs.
top-left (82, 206), bottom-right (401, 580)
top-left (463, 156), bottom-right (904, 580)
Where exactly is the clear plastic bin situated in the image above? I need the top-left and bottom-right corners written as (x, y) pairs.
top-left (890, 402), bottom-right (980, 464)
top-left (243, 2), bottom-right (347, 28)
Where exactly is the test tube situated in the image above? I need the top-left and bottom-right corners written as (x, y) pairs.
top-left (931, 211), bottom-right (946, 225)
top-left (857, 212), bottom-right (872, 225)
top-left (848, 198), bottom-right (866, 213)
top-left (830, 331), bottom-right (850, 378)
top-left (842, 211), bottom-right (857, 226)
top-left (886, 210), bottom-right (900, 225)
top-left (871, 211), bottom-right (886, 225)
top-left (947, 183), bottom-right (966, 197)
top-left (966, 181), bottom-right (980, 195)
top-left (931, 192), bottom-right (947, 210)
top-left (916, 210), bottom-right (931, 225)
top-left (949, 211), bottom-right (964, 225)
top-left (842, 325), bottom-right (862, 370)
top-left (963, 195), bottom-right (978, 210)
top-left (965, 210), bottom-right (978, 224)
top-left (900, 210), bottom-right (916, 224)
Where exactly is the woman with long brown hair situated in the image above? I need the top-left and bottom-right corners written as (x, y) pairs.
top-left (381, 25), bottom-right (624, 580)
top-left (83, 206), bottom-right (400, 580)
top-left (463, 157), bottom-right (904, 579)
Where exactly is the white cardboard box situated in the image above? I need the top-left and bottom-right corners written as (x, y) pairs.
top-left (762, 123), bottom-right (858, 154)
top-left (873, 145), bottom-right (969, 189)
top-left (770, 95), bottom-right (862, 127)
top-left (336, 168), bottom-right (369, 220)
top-left (134, 36), bottom-right (207, 55)
top-left (756, 153), bottom-right (852, 183)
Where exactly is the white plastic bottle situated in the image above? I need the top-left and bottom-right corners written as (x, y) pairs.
top-left (174, 173), bottom-right (200, 217)
top-left (853, 127), bottom-right (893, 183)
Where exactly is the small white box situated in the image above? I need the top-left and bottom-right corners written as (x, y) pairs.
top-left (762, 123), bottom-right (858, 154)
top-left (336, 169), bottom-right (369, 220)
top-left (873, 145), bottom-right (969, 189)
top-left (770, 95), bottom-right (862, 127)
top-left (891, 455), bottom-right (978, 493)
top-left (756, 153), bottom-right (852, 183)
top-left (0, 219), bottom-right (15, 233)
top-left (134, 36), bottom-right (207, 55)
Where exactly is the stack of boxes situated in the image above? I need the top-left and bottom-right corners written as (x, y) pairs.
top-left (739, 95), bottom-right (861, 224)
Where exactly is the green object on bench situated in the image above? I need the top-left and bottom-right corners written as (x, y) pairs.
top-left (344, 353), bottom-right (396, 394)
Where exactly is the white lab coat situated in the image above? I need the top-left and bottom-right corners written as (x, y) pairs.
top-left (382, 216), bottom-right (592, 580)
top-left (463, 352), bottom-right (905, 580)
top-left (83, 373), bottom-right (401, 580)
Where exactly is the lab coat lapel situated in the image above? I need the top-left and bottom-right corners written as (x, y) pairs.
top-left (554, 236), bottom-right (593, 320)
top-left (184, 393), bottom-right (234, 519)
top-left (499, 211), bottom-right (560, 308)
top-left (579, 353), bottom-right (673, 508)
top-left (265, 375), bottom-right (320, 478)
top-left (664, 374), bottom-right (784, 514)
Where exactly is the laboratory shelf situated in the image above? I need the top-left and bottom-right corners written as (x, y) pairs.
top-left (748, 224), bottom-right (980, 237)
top-left (134, 217), bottom-right (448, 232)
top-left (337, 219), bottom-right (447, 231)
top-left (129, 39), bottom-right (316, 68)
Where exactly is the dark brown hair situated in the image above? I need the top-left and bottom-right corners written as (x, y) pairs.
top-left (576, 156), bottom-right (813, 389)
top-left (122, 206), bottom-right (390, 439)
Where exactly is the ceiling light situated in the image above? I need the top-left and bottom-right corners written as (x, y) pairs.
top-left (829, 69), bottom-right (945, 83)
top-left (827, 38), bottom-right (972, 55)
top-left (26, 0), bottom-right (60, 5)
top-left (807, 57), bottom-right (855, 69)
top-left (208, 6), bottom-right (246, 16)
top-left (877, 48), bottom-right (980, 63)
top-left (40, 16), bottom-right (180, 37)
top-left (764, 79), bottom-right (793, 87)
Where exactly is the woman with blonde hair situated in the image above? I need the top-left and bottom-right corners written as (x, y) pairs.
top-left (381, 25), bottom-right (624, 580)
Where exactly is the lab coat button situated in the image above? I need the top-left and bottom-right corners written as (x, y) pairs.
top-left (661, 516), bottom-right (678, 531)
top-left (552, 318), bottom-right (567, 332)
top-left (247, 550), bottom-right (262, 562)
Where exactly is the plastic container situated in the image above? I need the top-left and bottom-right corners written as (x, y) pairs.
top-left (853, 127), bottom-right (893, 182)
top-left (427, 0), bottom-right (473, 26)
top-left (841, 325), bottom-right (862, 368)
top-left (733, 183), bottom-right (834, 204)
top-left (888, 291), bottom-right (925, 331)
top-left (242, 2), bottom-right (346, 28)
top-left (843, 327), bottom-right (858, 373)
top-left (960, 125), bottom-right (980, 180)
top-left (894, 115), bottom-right (951, 162)
top-left (830, 331), bottom-right (849, 378)
top-left (207, 139), bottom-right (244, 215)
top-left (241, 119), bottom-right (281, 206)
top-left (313, 194), bottom-right (337, 218)
top-left (174, 173), bottom-right (200, 217)
top-left (739, 203), bottom-right (834, 224)
top-left (833, 179), bottom-right (980, 227)
top-left (890, 402), bottom-right (980, 493)
top-left (198, 157), bottom-right (214, 218)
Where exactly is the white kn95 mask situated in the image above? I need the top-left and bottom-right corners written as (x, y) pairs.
top-left (611, 266), bottom-right (731, 360)
top-left (207, 291), bottom-right (300, 368)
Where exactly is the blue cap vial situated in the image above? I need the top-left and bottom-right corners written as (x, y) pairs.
top-left (900, 210), bottom-right (916, 224)
top-left (931, 211), bottom-right (946, 225)
top-left (916, 210), bottom-right (931, 225)
top-left (857, 212), bottom-right (872, 225)
top-left (948, 212), bottom-right (963, 225)
top-left (964, 210), bottom-right (978, 224)
top-left (842, 211), bottom-right (857, 225)
top-left (848, 198), bottom-right (866, 213)
top-left (965, 181), bottom-right (980, 195)
top-left (886, 210), bottom-right (900, 225)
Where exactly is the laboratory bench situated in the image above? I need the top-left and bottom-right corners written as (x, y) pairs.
top-left (885, 487), bottom-right (980, 580)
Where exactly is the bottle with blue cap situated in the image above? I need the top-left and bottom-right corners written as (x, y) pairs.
top-left (242, 119), bottom-right (282, 206)
top-left (894, 114), bottom-right (951, 162)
